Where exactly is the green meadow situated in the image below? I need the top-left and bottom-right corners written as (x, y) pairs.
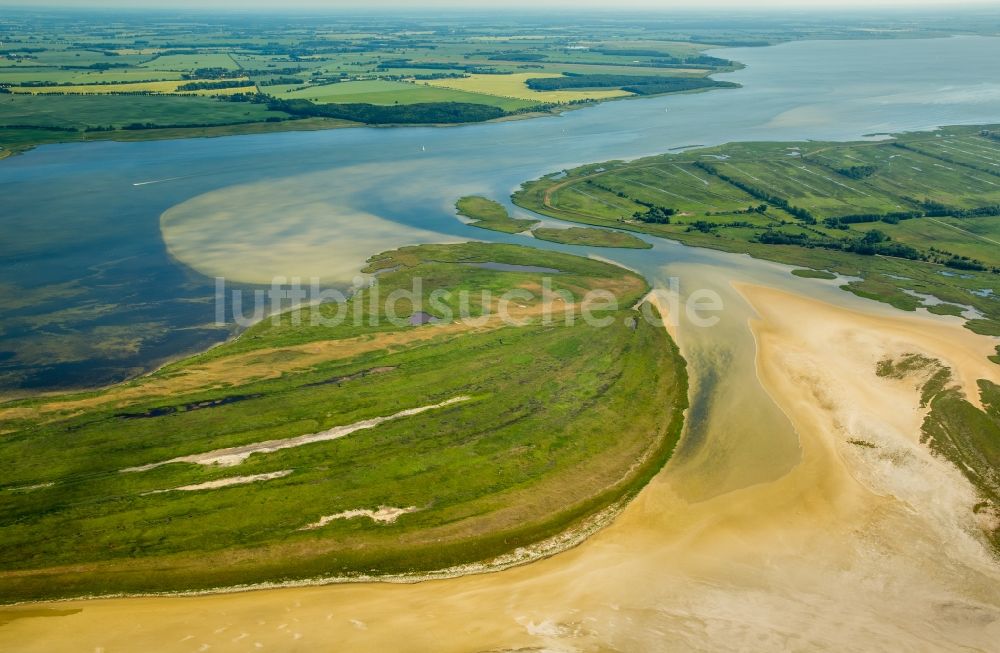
top-left (512, 124), bottom-right (1000, 337)
top-left (0, 94), bottom-right (287, 130)
top-left (0, 12), bottom-right (743, 153)
top-left (456, 196), bottom-right (539, 233)
top-left (456, 195), bottom-right (650, 248)
top-left (533, 226), bottom-right (652, 249)
top-left (0, 243), bottom-right (687, 602)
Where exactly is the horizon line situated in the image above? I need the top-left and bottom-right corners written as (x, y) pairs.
top-left (2, 2), bottom-right (999, 13)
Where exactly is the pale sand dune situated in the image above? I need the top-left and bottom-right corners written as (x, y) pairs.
top-left (143, 470), bottom-right (293, 494)
top-left (3, 284), bottom-right (1000, 652)
top-left (300, 506), bottom-right (419, 529)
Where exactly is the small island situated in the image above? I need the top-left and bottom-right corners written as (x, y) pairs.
top-left (457, 196), bottom-right (651, 248)
top-left (534, 226), bottom-right (652, 249)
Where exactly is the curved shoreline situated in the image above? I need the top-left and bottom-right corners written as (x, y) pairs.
top-left (4, 283), bottom-right (999, 652)
top-left (0, 500), bottom-right (629, 608)
top-left (0, 79), bottom-right (735, 160)
top-left (0, 246), bottom-right (687, 605)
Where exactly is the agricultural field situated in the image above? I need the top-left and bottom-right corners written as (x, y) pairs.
top-left (874, 214), bottom-right (1000, 265)
top-left (896, 131), bottom-right (1000, 177)
top-left (512, 124), bottom-right (1000, 336)
top-left (0, 10), bottom-right (745, 153)
top-left (138, 53), bottom-right (243, 71)
top-left (269, 79), bottom-right (537, 110)
top-left (8, 79), bottom-right (252, 96)
top-left (422, 73), bottom-right (634, 103)
top-left (0, 93), bottom-right (288, 129)
top-left (0, 93), bottom-right (305, 156)
top-left (0, 243), bottom-right (687, 602)
top-left (0, 68), bottom-right (186, 84)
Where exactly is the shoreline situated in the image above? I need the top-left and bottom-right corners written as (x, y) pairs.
top-left (0, 254), bottom-right (685, 605)
top-left (0, 76), bottom-right (744, 160)
top-left (0, 500), bottom-right (629, 608)
top-left (4, 283), bottom-right (999, 651)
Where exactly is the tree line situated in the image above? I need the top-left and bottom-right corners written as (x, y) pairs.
top-left (525, 74), bottom-right (737, 96)
top-left (266, 97), bottom-right (506, 125)
top-left (694, 161), bottom-right (817, 223)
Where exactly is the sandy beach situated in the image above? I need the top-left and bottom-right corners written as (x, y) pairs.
top-left (2, 282), bottom-right (999, 652)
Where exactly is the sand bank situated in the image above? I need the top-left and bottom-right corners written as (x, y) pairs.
top-left (3, 284), bottom-right (999, 652)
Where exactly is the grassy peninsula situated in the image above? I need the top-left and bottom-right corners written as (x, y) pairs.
top-left (512, 124), bottom-right (1000, 336)
top-left (0, 243), bottom-right (687, 603)
top-left (456, 196), bottom-right (651, 248)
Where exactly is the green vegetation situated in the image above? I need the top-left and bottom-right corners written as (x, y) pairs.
top-left (534, 226), bottom-right (651, 249)
top-left (0, 93), bottom-right (326, 156)
top-left (791, 268), bottom-right (837, 280)
top-left (456, 196), bottom-right (539, 233)
top-left (525, 74), bottom-right (738, 96)
top-left (0, 93), bottom-right (288, 129)
top-left (967, 320), bottom-right (1000, 337)
top-left (0, 242), bottom-right (687, 602)
top-left (5, 9), bottom-right (992, 149)
top-left (269, 79), bottom-right (537, 111)
top-left (513, 124), bottom-right (1000, 336)
top-left (926, 303), bottom-right (967, 317)
top-left (877, 354), bottom-right (1000, 550)
top-left (991, 346), bottom-right (1000, 365)
top-left (267, 98), bottom-right (508, 125)
top-left (456, 196), bottom-right (651, 248)
top-left (0, 11), bottom-right (750, 154)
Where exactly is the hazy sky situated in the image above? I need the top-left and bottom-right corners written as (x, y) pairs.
top-left (2, 0), bottom-right (997, 9)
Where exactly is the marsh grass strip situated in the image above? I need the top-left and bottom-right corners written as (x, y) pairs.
top-left (122, 396), bottom-right (471, 472)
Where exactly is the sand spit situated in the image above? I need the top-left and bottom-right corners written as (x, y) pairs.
top-left (122, 396), bottom-right (470, 471)
top-left (143, 470), bottom-right (293, 495)
top-left (300, 506), bottom-right (420, 529)
top-left (634, 289), bottom-right (681, 343)
top-left (5, 285), bottom-right (1000, 652)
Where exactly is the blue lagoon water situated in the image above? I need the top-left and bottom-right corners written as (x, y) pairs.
top-left (2, 35), bottom-right (1000, 394)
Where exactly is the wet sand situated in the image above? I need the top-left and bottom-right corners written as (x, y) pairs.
top-left (159, 163), bottom-right (464, 286)
top-left (2, 283), bottom-right (999, 652)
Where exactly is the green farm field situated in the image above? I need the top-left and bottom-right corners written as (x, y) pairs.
top-left (0, 12), bottom-right (744, 152)
top-left (0, 94), bottom-right (288, 129)
top-left (138, 53), bottom-right (243, 71)
top-left (0, 68), bottom-right (186, 85)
